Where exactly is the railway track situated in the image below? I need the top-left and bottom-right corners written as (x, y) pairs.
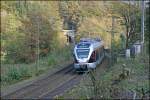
top-left (2, 63), bottom-right (83, 99)
top-left (2, 58), bottom-right (108, 99)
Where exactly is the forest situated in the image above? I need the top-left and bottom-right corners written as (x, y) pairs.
top-left (1, 1), bottom-right (149, 64)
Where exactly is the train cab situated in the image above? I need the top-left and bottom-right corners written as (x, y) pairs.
top-left (73, 38), bottom-right (105, 72)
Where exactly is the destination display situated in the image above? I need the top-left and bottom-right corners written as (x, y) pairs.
top-left (77, 43), bottom-right (90, 48)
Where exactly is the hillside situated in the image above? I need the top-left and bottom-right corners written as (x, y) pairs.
top-left (1, 1), bottom-right (149, 99)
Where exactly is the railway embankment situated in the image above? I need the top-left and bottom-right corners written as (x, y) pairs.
top-left (1, 59), bottom-right (73, 98)
top-left (1, 46), bottom-right (73, 89)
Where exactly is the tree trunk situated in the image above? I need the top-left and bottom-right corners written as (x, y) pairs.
top-left (126, 37), bottom-right (128, 49)
top-left (126, 26), bottom-right (129, 49)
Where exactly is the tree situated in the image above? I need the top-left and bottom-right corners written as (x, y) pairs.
top-left (145, 1), bottom-right (150, 53)
top-left (112, 1), bottom-right (141, 48)
top-left (20, 1), bottom-right (62, 62)
top-left (145, 1), bottom-right (150, 41)
top-left (1, 1), bottom-right (62, 63)
top-left (58, 1), bottom-right (83, 31)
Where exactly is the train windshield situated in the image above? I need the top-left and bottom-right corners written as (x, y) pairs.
top-left (77, 43), bottom-right (90, 48)
top-left (76, 49), bottom-right (90, 58)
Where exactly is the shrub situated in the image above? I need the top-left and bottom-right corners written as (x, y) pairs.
top-left (48, 56), bottom-right (57, 66)
top-left (1, 75), bottom-right (11, 83)
top-left (19, 66), bottom-right (31, 78)
top-left (7, 67), bottom-right (21, 80)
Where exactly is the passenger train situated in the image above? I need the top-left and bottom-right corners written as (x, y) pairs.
top-left (73, 38), bottom-right (105, 72)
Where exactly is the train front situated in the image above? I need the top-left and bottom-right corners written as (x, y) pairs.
top-left (73, 42), bottom-right (96, 72)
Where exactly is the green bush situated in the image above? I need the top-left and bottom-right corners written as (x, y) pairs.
top-left (48, 46), bottom-right (72, 66)
top-left (1, 66), bottom-right (32, 85)
top-left (7, 67), bottom-right (21, 80)
top-left (48, 55), bottom-right (57, 66)
top-left (19, 66), bottom-right (31, 78)
top-left (1, 75), bottom-right (11, 83)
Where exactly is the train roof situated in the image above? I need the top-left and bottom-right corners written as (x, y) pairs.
top-left (76, 38), bottom-right (104, 49)
top-left (80, 38), bottom-right (101, 43)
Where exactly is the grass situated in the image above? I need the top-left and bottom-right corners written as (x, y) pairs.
top-left (61, 49), bottom-right (149, 99)
top-left (1, 46), bottom-right (73, 88)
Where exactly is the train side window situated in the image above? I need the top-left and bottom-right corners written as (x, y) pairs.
top-left (99, 48), bottom-right (101, 57)
top-left (96, 49), bottom-right (99, 60)
top-left (99, 48), bottom-right (102, 57)
top-left (91, 51), bottom-right (96, 60)
top-left (100, 52), bottom-right (102, 58)
top-left (101, 49), bottom-right (103, 56)
top-left (102, 47), bottom-right (104, 55)
top-left (89, 51), bottom-right (96, 63)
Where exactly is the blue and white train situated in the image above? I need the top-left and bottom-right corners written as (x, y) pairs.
top-left (73, 38), bottom-right (105, 72)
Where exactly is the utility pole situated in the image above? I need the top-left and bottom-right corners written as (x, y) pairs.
top-left (141, 0), bottom-right (145, 53)
top-left (110, 16), bottom-right (115, 66)
top-left (141, 0), bottom-right (145, 44)
top-left (36, 16), bottom-right (40, 74)
top-left (38, 16), bottom-right (40, 72)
